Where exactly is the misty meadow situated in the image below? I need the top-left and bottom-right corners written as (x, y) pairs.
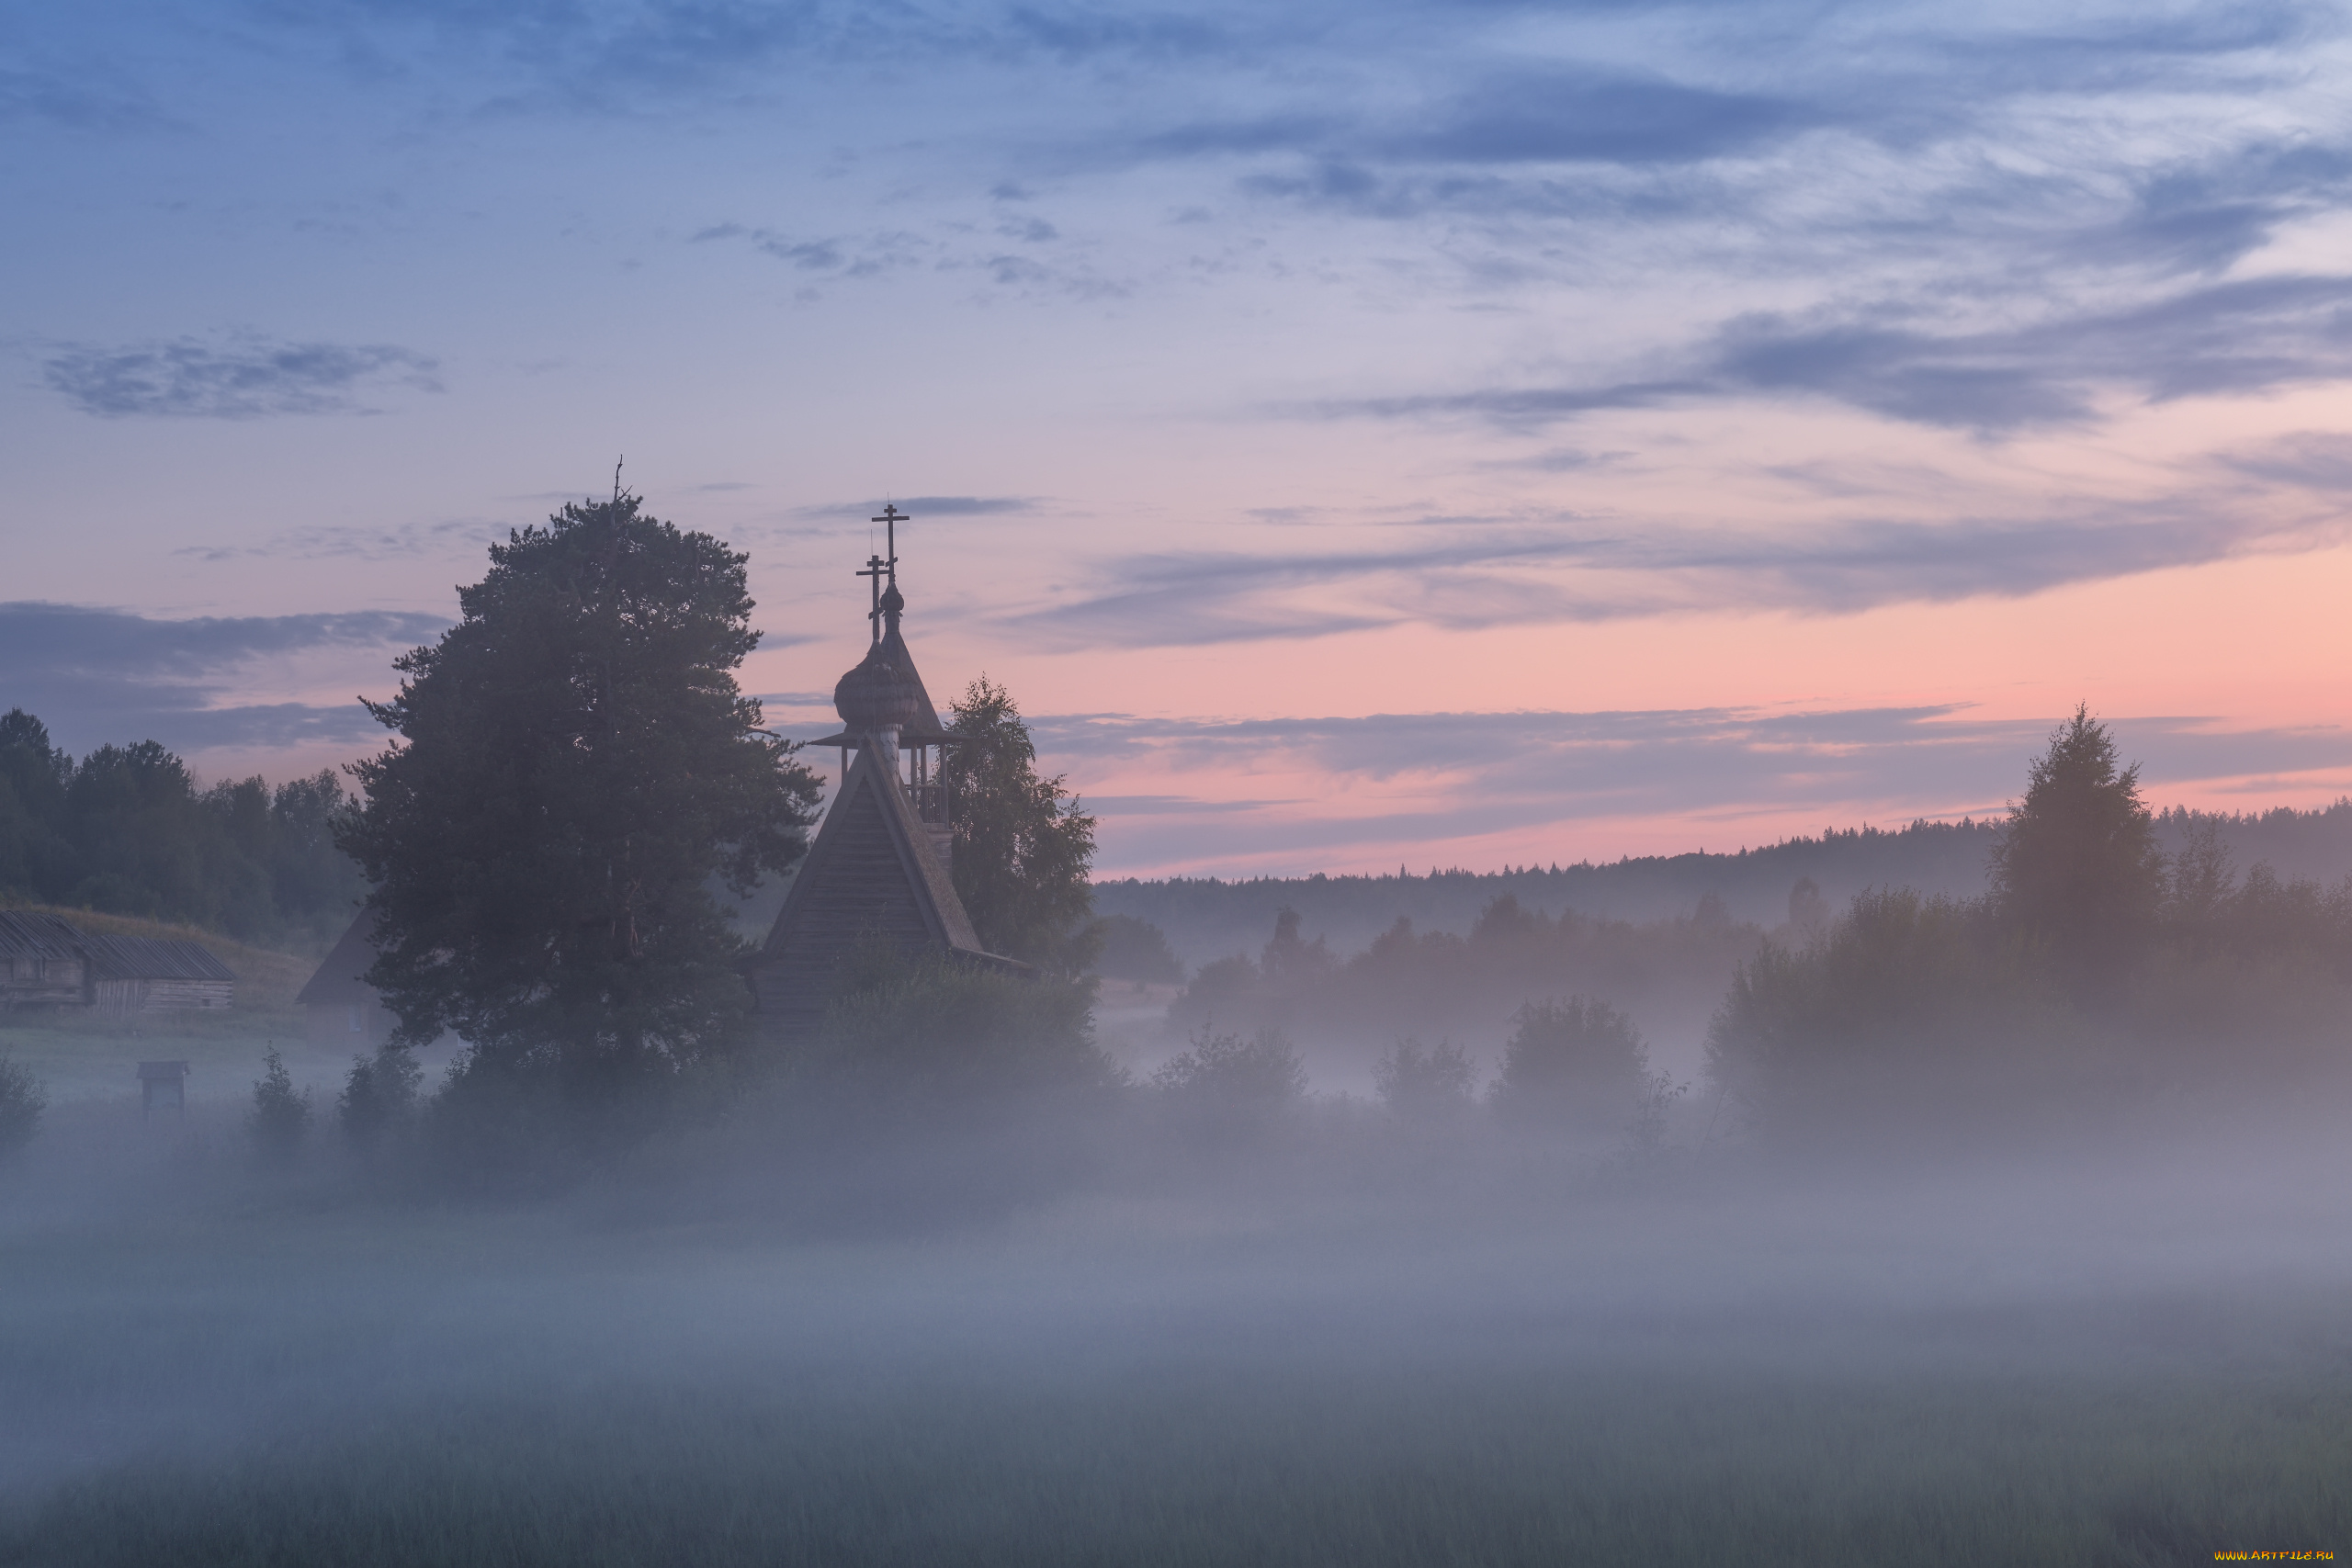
top-left (1, 493), bottom-right (2347, 1568)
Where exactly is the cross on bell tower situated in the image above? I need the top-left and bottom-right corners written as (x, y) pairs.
top-left (858, 503), bottom-right (910, 642)
top-left (874, 503), bottom-right (907, 584)
top-left (856, 553), bottom-right (888, 642)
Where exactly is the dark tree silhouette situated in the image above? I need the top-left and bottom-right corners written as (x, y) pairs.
top-left (338, 494), bottom-right (821, 1111)
top-left (1989, 705), bottom-right (2164, 986)
top-left (941, 677), bottom-right (1098, 973)
top-left (1490, 996), bottom-right (1648, 1130)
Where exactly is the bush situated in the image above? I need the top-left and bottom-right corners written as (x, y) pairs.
top-left (1092, 914), bottom-right (1183, 985)
top-left (1373, 1039), bottom-right (1476, 1128)
top-left (247, 1049), bottom-right (311, 1164)
top-left (1624, 1070), bottom-right (1686, 1156)
top-left (0, 1051), bottom-right (45, 1160)
top-left (808, 949), bottom-right (1117, 1105)
top-left (1490, 997), bottom-right (1647, 1132)
top-left (1152, 1026), bottom-right (1306, 1143)
top-left (1705, 888), bottom-right (2072, 1145)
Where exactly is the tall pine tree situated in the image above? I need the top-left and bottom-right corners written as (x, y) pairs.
top-left (1988, 705), bottom-right (2164, 987)
top-left (339, 494), bottom-right (821, 1111)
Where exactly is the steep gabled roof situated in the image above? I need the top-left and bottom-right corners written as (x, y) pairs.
top-left (877, 618), bottom-right (948, 740)
top-left (296, 910), bottom-right (379, 1006)
top-left (762, 744), bottom-right (984, 960)
top-left (753, 744), bottom-right (1023, 1035)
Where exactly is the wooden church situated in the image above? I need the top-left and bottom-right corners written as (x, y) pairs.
top-left (750, 509), bottom-right (1025, 1037)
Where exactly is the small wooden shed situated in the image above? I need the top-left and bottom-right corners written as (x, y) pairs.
top-left (136, 1059), bottom-right (189, 1113)
top-left (80, 933), bottom-right (236, 1012)
top-left (0, 911), bottom-right (91, 1009)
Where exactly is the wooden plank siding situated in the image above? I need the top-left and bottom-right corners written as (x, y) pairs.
top-left (95, 976), bottom-right (235, 1013)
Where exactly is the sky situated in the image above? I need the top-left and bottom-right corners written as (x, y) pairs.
top-left (4, 0), bottom-right (2350, 878)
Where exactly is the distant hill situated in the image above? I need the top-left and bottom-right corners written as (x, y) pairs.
top-left (1095, 802), bottom-right (2352, 972)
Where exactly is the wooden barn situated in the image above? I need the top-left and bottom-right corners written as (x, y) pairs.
top-left (296, 912), bottom-right (391, 1045)
top-left (0, 911), bottom-right (91, 1010)
top-left (80, 932), bottom-right (236, 1013)
top-left (750, 516), bottom-right (1025, 1039)
top-left (0, 912), bottom-right (234, 1011)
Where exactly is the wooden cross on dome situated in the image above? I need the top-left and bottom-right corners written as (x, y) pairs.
top-left (856, 553), bottom-right (888, 642)
top-left (872, 502), bottom-right (908, 588)
top-left (858, 502), bottom-right (911, 642)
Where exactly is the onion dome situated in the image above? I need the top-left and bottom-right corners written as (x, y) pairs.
top-left (879, 581), bottom-right (905, 628)
top-left (833, 641), bottom-right (923, 735)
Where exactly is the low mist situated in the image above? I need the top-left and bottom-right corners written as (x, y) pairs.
top-left (4, 989), bottom-right (2349, 1564)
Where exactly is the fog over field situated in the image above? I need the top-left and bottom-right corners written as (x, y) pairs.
top-left (6, 704), bottom-right (2352, 1562)
top-left (4, 1008), bottom-right (2349, 1566)
top-left (12, 0), bottom-right (2352, 1553)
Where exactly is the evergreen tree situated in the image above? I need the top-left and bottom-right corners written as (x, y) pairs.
top-left (338, 493), bottom-right (823, 1115)
top-left (337, 1043), bottom-right (424, 1149)
top-left (0, 1051), bottom-right (46, 1161)
top-left (941, 677), bottom-right (1098, 972)
top-left (0, 711), bottom-right (71, 900)
top-left (247, 1049), bottom-right (311, 1164)
top-left (1988, 705), bottom-right (2164, 985)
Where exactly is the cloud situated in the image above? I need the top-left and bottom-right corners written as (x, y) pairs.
top-left (1324, 273), bottom-right (2352, 435)
top-left (694, 220), bottom-right (1119, 299)
top-left (785, 496), bottom-right (1042, 521)
top-left (40, 337), bottom-right (442, 419)
top-left (1711, 274), bottom-right (2352, 430)
top-left (1332, 380), bottom-right (1708, 428)
top-left (2216, 432), bottom-right (2352, 493)
top-left (1008, 496), bottom-right (2348, 649)
top-left (1392, 69), bottom-right (1820, 166)
top-left (0, 603), bottom-right (449, 760)
top-left (170, 518), bottom-right (491, 565)
top-left (2061, 141), bottom-right (2352, 277)
top-left (1134, 66), bottom-right (1819, 195)
top-left (273, 0), bottom-right (1246, 107)
top-left (0, 66), bottom-right (173, 132)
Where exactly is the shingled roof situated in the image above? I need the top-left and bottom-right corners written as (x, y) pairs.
top-left (0, 910), bottom-right (86, 963)
top-left (295, 911), bottom-right (379, 1006)
top-left (753, 744), bottom-right (1023, 1035)
top-left (78, 931), bottom-right (234, 983)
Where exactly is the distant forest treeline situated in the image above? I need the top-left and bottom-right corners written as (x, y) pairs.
top-left (10, 695), bottom-right (2352, 987)
top-left (0, 711), bottom-right (365, 950)
top-left (1097, 803), bottom-right (2352, 970)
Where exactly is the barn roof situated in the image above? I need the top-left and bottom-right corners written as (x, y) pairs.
top-left (0, 910), bottom-right (86, 961)
top-left (296, 911), bottom-right (378, 1005)
top-left (80, 932), bottom-right (236, 983)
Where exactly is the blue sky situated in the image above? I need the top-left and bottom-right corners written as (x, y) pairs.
top-left (6, 0), bottom-right (2350, 874)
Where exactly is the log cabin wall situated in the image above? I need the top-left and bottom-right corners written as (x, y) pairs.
top-left (0, 912), bottom-right (96, 1009)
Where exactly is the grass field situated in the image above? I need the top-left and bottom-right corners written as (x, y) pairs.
top-left (2, 1136), bottom-right (2346, 1567)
